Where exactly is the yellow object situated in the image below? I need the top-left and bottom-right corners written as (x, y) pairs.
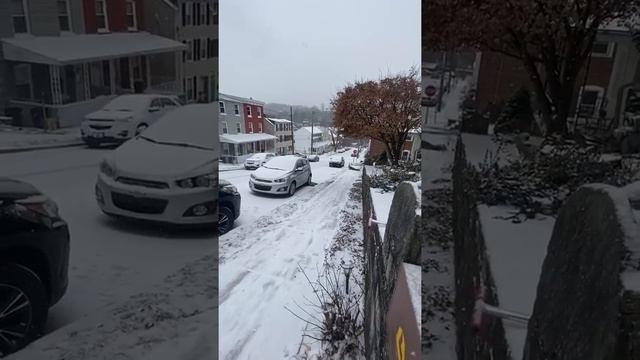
top-left (395, 326), bottom-right (405, 360)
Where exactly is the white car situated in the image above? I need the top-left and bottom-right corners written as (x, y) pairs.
top-left (81, 94), bottom-right (182, 147)
top-left (329, 155), bottom-right (345, 168)
top-left (244, 153), bottom-right (276, 170)
top-left (249, 155), bottom-right (312, 196)
top-left (307, 154), bottom-right (320, 162)
top-left (95, 104), bottom-right (216, 225)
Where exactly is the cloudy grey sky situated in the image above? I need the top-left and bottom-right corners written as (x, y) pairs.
top-left (219, 0), bottom-right (420, 107)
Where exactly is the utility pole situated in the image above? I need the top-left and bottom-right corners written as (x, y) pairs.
top-left (310, 110), bottom-right (314, 155)
top-left (290, 106), bottom-right (295, 154)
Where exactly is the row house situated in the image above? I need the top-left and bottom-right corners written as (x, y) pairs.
top-left (144, 0), bottom-right (218, 103)
top-left (475, 24), bottom-right (640, 130)
top-left (293, 126), bottom-right (331, 154)
top-left (1, 0), bottom-right (186, 128)
top-left (264, 117), bottom-right (293, 155)
top-left (218, 92), bottom-right (275, 164)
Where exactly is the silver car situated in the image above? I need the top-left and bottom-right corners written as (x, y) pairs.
top-left (95, 104), bottom-right (216, 225)
top-left (249, 155), bottom-right (312, 196)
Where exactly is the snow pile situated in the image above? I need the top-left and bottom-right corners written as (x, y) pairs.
top-left (8, 253), bottom-right (217, 360)
top-left (0, 125), bottom-right (82, 151)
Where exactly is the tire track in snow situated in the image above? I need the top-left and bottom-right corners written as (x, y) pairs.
top-left (218, 169), bottom-right (359, 359)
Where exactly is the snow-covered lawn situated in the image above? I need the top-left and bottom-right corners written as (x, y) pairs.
top-left (218, 156), bottom-right (361, 359)
top-left (6, 253), bottom-right (217, 360)
top-left (0, 125), bottom-right (82, 152)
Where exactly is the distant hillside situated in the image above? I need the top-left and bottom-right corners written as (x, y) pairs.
top-left (264, 103), bottom-right (333, 127)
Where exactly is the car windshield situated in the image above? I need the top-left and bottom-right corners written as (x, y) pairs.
top-left (103, 95), bottom-right (150, 112)
top-left (139, 104), bottom-right (216, 150)
top-left (262, 157), bottom-right (297, 171)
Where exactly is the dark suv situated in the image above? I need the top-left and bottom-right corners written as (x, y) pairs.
top-left (218, 179), bottom-right (241, 235)
top-left (0, 179), bottom-right (70, 357)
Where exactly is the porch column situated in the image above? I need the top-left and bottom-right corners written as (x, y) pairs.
top-left (128, 57), bottom-right (135, 91)
top-left (49, 65), bottom-right (62, 105)
top-left (145, 55), bottom-right (151, 91)
top-left (109, 60), bottom-right (116, 95)
top-left (82, 64), bottom-right (91, 100)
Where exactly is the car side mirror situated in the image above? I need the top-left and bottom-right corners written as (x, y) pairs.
top-left (149, 106), bottom-right (161, 112)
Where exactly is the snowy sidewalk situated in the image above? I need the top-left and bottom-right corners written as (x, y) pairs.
top-left (218, 170), bottom-right (360, 359)
top-left (0, 125), bottom-right (83, 153)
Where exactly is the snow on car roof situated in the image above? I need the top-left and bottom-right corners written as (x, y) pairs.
top-left (104, 94), bottom-right (156, 110)
top-left (263, 155), bottom-right (300, 170)
top-left (141, 104), bottom-right (216, 150)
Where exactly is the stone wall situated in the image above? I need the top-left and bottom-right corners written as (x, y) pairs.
top-left (452, 135), bottom-right (511, 359)
top-left (362, 169), bottom-right (420, 359)
top-left (524, 185), bottom-right (640, 360)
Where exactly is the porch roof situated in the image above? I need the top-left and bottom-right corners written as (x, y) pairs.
top-left (1, 32), bottom-right (186, 66)
top-left (220, 133), bottom-right (277, 144)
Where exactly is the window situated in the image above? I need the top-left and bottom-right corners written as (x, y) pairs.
top-left (577, 86), bottom-right (604, 118)
top-left (591, 41), bottom-right (614, 57)
top-left (181, 2), bottom-right (187, 26)
top-left (212, 1), bottom-right (218, 25)
top-left (193, 39), bottom-right (200, 61)
top-left (258, 123), bottom-right (263, 132)
top-left (95, 0), bottom-right (108, 32)
top-left (236, 123), bottom-right (241, 132)
top-left (195, 2), bottom-right (201, 26)
top-left (223, 122), bottom-right (228, 134)
top-left (126, 0), bottom-right (137, 31)
top-left (247, 106), bottom-right (252, 117)
top-left (186, 77), bottom-right (193, 100)
top-left (234, 104), bottom-right (240, 115)
top-left (219, 101), bottom-right (225, 114)
top-left (249, 122), bottom-right (254, 133)
top-left (200, 1), bottom-right (206, 25)
top-left (182, 41), bottom-right (187, 62)
top-left (200, 38), bottom-right (206, 60)
top-left (192, 2), bottom-right (197, 26)
top-left (161, 98), bottom-right (177, 107)
top-left (186, 40), bottom-right (193, 61)
top-left (185, 1), bottom-right (193, 26)
top-left (206, 2), bottom-right (211, 25)
top-left (207, 38), bottom-right (218, 59)
top-left (11, 0), bottom-right (29, 34)
top-left (257, 107), bottom-right (262, 118)
top-left (57, 0), bottom-right (71, 32)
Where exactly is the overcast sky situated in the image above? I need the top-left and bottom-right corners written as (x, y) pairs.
top-left (219, 0), bottom-right (420, 107)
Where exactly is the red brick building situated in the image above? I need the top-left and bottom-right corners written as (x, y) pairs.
top-left (83, 0), bottom-right (145, 34)
top-left (475, 25), bottom-right (640, 128)
top-left (368, 131), bottom-right (420, 162)
top-left (243, 100), bottom-right (265, 133)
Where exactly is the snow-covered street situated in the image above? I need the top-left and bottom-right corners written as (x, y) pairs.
top-left (218, 154), bottom-right (362, 359)
top-left (0, 147), bottom-right (213, 335)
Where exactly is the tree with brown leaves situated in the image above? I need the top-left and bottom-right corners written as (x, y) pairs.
top-left (331, 69), bottom-right (421, 166)
top-left (423, 0), bottom-right (640, 135)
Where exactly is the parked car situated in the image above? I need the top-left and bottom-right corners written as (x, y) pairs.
top-left (0, 179), bottom-right (70, 356)
top-left (307, 154), bottom-right (320, 162)
top-left (244, 153), bottom-right (276, 170)
top-left (95, 104), bottom-right (216, 225)
top-left (218, 179), bottom-right (241, 235)
top-left (249, 155), bottom-right (312, 196)
top-left (329, 156), bottom-right (345, 168)
top-left (81, 94), bottom-right (182, 148)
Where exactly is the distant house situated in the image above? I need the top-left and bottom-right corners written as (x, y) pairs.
top-left (368, 129), bottom-right (421, 163)
top-left (475, 24), bottom-right (640, 129)
top-left (219, 93), bottom-right (245, 135)
top-left (220, 133), bottom-right (277, 164)
top-left (144, 0), bottom-right (218, 103)
top-left (265, 118), bottom-right (293, 155)
top-left (294, 126), bottom-right (331, 154)
top-left (243, 98), bottom-right (265, 134)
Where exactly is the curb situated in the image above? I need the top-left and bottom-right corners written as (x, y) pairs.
top-left (0, 141), bottom-right (85, 154)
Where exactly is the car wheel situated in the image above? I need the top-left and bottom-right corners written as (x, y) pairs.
top-left (307, 174), bottom-right (312, 185)
top-left (218, 206), bottom-right (235, 235)
top-left (288, 181), bottom-right (297, 196)
top-left (0, 263), bottom-right (48, 357)
top-left (135, 124), bottom-right (148, 136)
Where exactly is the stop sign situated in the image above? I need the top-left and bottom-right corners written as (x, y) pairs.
top-left (425, 86), bottom-right (437, 96)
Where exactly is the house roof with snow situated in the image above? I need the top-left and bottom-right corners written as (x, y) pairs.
top-left (297, 126), bottom-right (328, 134)
top-left (220, 133), bottom-right (277, 144)
top-left (265, 117), bottom-right (291, 124)
top-left (219, 93), bottom-right (265, 106)
top-left (1, 32), bottom-right (186, 66)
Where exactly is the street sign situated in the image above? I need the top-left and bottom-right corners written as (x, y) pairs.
top-left (425, 85), bottom-right (437, 97)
